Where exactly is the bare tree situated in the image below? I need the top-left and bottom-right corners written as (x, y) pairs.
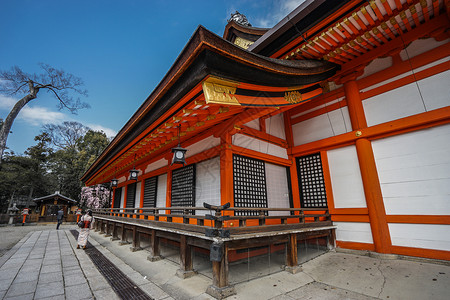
top-left (0, 63), bottom-right (89, 161)
top-left (43, 121), bottom-right (89, 150)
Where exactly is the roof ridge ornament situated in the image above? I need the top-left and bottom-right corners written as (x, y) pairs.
top-left (228, 11), bottom-right (252, 27)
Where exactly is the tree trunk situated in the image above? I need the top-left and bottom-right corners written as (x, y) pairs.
top-left (0, 93), bottom-right (37, 162)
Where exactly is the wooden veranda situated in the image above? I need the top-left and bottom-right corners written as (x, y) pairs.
top-left (92, 205), bottom-right (336, 299)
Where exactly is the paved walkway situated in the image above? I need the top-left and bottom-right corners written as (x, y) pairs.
top-left (0, 227), bottom-right (449, 300)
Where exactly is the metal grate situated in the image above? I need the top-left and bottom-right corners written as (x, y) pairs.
top-left (171, 164), bottom-right (195, 214)
top-left (296, 153), bottom-right (328, 208)
top-left (70, 230), bottom-right (153, 300)
top-left (233, 154), bottom-right (268, 216)
top-left (113, 187), bottom-right (122, 209)
top-left (126, 182), bottom-right (137, 209)
top-left (143, 176), bottom-right (158, 207)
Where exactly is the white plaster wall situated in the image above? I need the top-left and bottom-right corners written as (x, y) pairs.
top-left (232, 134), bottom-right (288, 159)
top-left (389, 223), bottom-right (450, 251)
top-left (265, 163), bottom-right (290, 216)
top-left (135, 181), bottom-right (141, 208)
top-left (327, 146), bottom-right (366, 208)
top-left (156, 173), bottom-right (167, 209)
top-left (358, 56), bottom-right (393, 79)
top-left (399, 38), bottom-right (449, 60)
top-left (265, 113), bottom-right (286, 140)
top-left (334, 222), bottom-right (374, 244)
top-left (292, 107), bottom-right (351, 146)
top-left (244, 119), bottom-right (260, 130)
top-left (186, 135), bottom-right (220, 158)
top-left (145, 158), bottom-right (167, 173)
top-left (119, 187), bottom-right (125, 211)
top-left (362, 68), bottom-right (450, 127)
top-left (195, 157), bottom-right (221, 216)
top-left (372, 124), bottom-right (450, 215)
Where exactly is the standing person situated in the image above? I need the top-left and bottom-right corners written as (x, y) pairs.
top-left (56, 208), bottom-right (64, 230)
top-left (77, 210), bottom-right (95, 250)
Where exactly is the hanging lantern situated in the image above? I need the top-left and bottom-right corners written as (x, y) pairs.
top-left (110, 178), bottom-right (119, 187)
top-left (129, 168), bottom-right (139, 181)
top-left (171, 125), bottom-right (187, 165)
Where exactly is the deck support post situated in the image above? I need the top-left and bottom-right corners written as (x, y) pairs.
top-left (111, 222), bottom-right (119, 241)
top-left (147, 229), bottom-right (162, 261)
top-left (285, 233), bottom-right (301, 274)
top-left (130, 225), bottom-right (141, 252)
top-left (206, 242), bottom-right (235, 299)
top-left (104, 221), bottom-right (111, 237)
top-left (99, 220), bottom-right (105, 234)
top-left (176, 235), bottom-right (196, 278)
top-left (119, 224), bottom-right (128, 245)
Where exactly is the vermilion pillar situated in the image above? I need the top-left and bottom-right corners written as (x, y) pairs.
top-left (220, 133), bottom-right (234, 224)
top-left (343, 77), bottom-right (392, 254)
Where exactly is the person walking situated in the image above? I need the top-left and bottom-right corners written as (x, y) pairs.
top-left (56, 208), bottom-right (64, 230)
top-left (77, 210), bottom-right (95, 250)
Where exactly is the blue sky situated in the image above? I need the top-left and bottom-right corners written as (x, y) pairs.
top-left (0, 0), bottom-right (304, 155)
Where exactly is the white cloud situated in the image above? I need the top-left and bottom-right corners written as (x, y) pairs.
top-left (254, 0), bottom-right (306, 28)
top-left (20, 105), bottom-right (68, 126)
top-left (86, 123), bottom-right (117, 139)
top-left (0, 94), bottom-right (16, 111)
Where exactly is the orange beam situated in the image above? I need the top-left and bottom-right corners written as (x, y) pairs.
top-left (239, 125), bottom-right (288, 148)
top-left (231, 144), bottom-right (291, 166)
top-left (386, 215), bottom-right (450, 225)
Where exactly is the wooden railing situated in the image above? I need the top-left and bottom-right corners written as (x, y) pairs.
top-left (93, 205), bottom-right (331, 235)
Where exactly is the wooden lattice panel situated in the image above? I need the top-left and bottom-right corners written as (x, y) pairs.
top-left (233, 154), bottom-right (268, 216)
top-left (171, 164), bottom-right (196, 213)
top-left (113, 187), bottom-right (122, 208)
top-left (126, 182), bottom-right (137, 209)
top-left (296, 153), bottom-right (327, 208)
top-left (143, 176), bottom-right (158, 208)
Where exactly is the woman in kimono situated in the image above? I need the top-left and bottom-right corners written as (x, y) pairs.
top-left (77, 209), bottom-right (95, 249)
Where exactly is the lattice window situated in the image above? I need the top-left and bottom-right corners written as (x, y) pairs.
top-left (171, 164), bottom-right (196, 214)
top-left (233, 154), bottom-right (268, 216)
top-left (126, 182), bottom-right (137, 209)
top-left (113, 187), bottom-right (122, 208)
top-left (143, 176), bottom-right (158, 208)
top-left (296, 153), bottom-right (327, 208)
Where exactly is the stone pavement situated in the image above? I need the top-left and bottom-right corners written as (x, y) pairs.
top-left (0, 227), bottom-right (449, 300)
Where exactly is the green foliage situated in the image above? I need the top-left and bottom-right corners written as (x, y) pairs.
top-left (0, 122), bottom-right (110, 212)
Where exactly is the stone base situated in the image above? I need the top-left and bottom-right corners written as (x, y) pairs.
top-left (369, 252), bottom-right (399, 260)
top-left (130, 246), bottom-right (142, 252)
top-left (176, 269), bottom-right (197, 279)
top-left (104, 233), bottom-right (112, 237)
top-left (206, 285), bottom-right (236, 299)
top-left (110, 237), bottom-right (119, 241)
top-left (147, 255), bottom-right (163, 262)
top-left (119, 241), bottom-right (130, 246)
top-left (284, 265), bottom-right (302, 274)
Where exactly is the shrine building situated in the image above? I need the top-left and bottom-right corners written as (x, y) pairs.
top-left (81, 0), bottom-right (450, 298)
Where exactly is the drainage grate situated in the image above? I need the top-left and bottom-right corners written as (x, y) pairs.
top-left (71, 230), bottom-right (153, 300)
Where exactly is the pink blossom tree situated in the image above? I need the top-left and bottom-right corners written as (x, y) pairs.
top-left (80, 184), bottom-right (110, 209)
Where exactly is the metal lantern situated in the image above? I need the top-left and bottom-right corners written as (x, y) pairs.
top-left (110, 178), bottom-right (119, 187)
top-left (171, 125), bottom-right (187, 165)
top-left (129, 168), bottom-right (139, 181)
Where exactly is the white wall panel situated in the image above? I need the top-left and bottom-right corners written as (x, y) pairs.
top-left (135, 182), bottom-right (141, 208)
top-left (358, 56), bottom-right (392, 79)
top-left (334, 222), bottom-right (373, 244)
top-left (265, 163), bottom-right (290, 216)
top-left (119, 187), bottom-right (125, 210)
top-left (186, 135), bottom-right (220, 158)
top-left (389, 223), bottom-right (450, 251)
top-left (399, 38), bottom-right (449, 60)
top-left (292, 108), bottom-right (351, 146)
top-left (145, 158), bottom-right (167, 173)
top-left (265, 113), bottom-right (286, 139)
top-left (327, 146), bottom-right (367, 208)
top-left (156, 173), bottom-right (167, 208)
top-left (244, 119), bottom-right (260, 130)
top-left (233, 134), bottom-right (288, 159)
top-left (195, 157), bottom-right (221, 216)
top-left (417, 70), bottom-right (450, 111)
top-left (372, 124), bottom-right (450, 215)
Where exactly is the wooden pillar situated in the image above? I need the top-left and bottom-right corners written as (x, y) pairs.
top-left (147, 229), bottom-right (162, 261)
top-left (285, 233), bottom-right (301, 273)
top-left (220, 133), bottom-right (234, 224)
top-left (343, 76), bottom-right (392, 254)
top-left (111, 222), bottom-right (119, 241)
top-left (130, 225), bottom-right (141, 252)
top-left (123, 185), bottom-right (128, 218)
top-left (105, 220), bottom-right (111, 237)
top-left (140, 179), bottom-right (145, 219)
top-left (284, 112), bottom-right (301, 210)
top-left (206, 242), bottom-right (235, 299)
top-left (119, 224), bottom-right (128, 245)
top-left (176, 235), bottom-right (196, 278)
